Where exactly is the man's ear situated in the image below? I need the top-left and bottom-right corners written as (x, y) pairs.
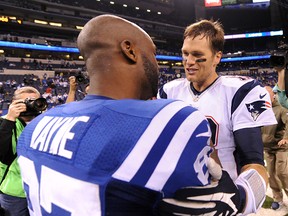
top-left (120, 40), bottom-right (137, 63)
top-left (213, 51), bottom-right (222, 66)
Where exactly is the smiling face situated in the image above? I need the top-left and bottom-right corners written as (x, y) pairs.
top-left (182, 35), bottom-right (222, 91)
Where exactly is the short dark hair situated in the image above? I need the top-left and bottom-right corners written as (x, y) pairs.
top-left (184, 19), bottom-right (225, 54)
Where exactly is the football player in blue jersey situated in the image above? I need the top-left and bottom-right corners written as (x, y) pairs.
top-left (15, 14), bottom-right (232, 216)
top-left (157, 19), bottom-right (277, 215)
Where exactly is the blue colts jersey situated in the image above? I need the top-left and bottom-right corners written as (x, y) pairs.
top-left (17, 95), bottom-right (212, 216)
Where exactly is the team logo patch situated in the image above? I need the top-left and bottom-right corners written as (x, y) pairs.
top-left (246, 100), bottom-right (272, 121)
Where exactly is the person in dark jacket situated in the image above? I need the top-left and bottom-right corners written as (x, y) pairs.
top-left (262, 85), bottom-right (288, 210)
top-left (0, 86), bottom-right (45, 216)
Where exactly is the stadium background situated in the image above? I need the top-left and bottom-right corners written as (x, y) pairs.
top-left (0, 1), bottom-right (288, 214)
top-left (0, 0), bottom-right (287, 113)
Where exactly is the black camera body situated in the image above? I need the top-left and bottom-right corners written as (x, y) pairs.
top-left (20, 98), bottom-right (48, 116)
top-left (76, 72), bottom-right (89, 84)
top-left (270, 44), bottom-right (288, 68)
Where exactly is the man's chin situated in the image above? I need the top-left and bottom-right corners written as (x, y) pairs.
top-left (185, 74), bottom-right (197, 82)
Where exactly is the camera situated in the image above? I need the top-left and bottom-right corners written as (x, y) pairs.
top-left (270, 43), bottom-right (288, 68)
top-left (20, 98), bottom-right (48, 116)
top-left (76, 72), bottom-right (89, 84)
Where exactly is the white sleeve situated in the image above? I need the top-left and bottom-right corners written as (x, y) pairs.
top-left (232, 84), bottom-right (277, 131)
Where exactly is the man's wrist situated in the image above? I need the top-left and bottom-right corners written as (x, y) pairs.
top-left (235, 169), bottom-right (266, 215)
top-left (236, 184), bottom-right (246, 213)
top-left (5, 115), bottom-right (17, 122)
top-left (275, 84), bottom-right (285, 92)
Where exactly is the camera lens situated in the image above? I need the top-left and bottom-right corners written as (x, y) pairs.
top-left (76, 74), bottom-right (85, 83)
top-left (33, 98), bottom-right (48, 111)
top-left (20, 98), bottom-right (48, 116)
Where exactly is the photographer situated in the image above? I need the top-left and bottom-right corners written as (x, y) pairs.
top-left (270, 43), bottom-right (288, 108)
top-left (274, 67), bottom-right (288, 108)
top-left (0, 86), bottom-right (47, 216)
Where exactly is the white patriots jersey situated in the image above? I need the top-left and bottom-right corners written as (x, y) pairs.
top-left (17, 95), bottom-right (212, 216)
top-left (158, 76), bottom-right (277, 180)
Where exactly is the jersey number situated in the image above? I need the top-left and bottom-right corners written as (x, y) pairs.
top-left (18, 156), bottom-right (102, 216)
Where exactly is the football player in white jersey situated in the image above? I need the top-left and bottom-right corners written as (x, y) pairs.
top-left (158, 19), bottom-right (277, 215)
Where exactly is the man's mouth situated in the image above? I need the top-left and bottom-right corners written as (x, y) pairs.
top-left (186, 68), bottom-right (198, 74)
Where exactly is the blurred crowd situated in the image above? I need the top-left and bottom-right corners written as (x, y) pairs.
top-left (0, 72), bottom-right (88, 113)
top-left (0, 67), bottom-right (279, 115)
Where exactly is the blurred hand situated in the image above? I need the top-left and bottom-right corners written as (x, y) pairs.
top-left (69, 76), bottom-right (77, 91)
top-left (278, 138), bottom-right (288, 147)
top-left (6, 99), bottom-right (27, 121)
top-left (275, 67), bottom-right (285, 74)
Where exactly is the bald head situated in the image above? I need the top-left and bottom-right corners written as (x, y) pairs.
top-left (76, 14), bottom-right (159, 100)
top-left (77, 15), bottom-right (152, 62)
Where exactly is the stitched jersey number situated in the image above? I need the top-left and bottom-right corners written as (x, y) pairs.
top-left (194, 146), bottom-right (213, 185)
top-left (18, 156), bottom-right (102, 216)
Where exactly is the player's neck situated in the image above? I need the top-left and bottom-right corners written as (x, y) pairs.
top-left (191, 73), bottom-right (219, 93)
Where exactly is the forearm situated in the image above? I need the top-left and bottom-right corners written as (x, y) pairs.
top-left (234, 127), bottom-right (265, 167)
top-left (234, 128), bottom-right (268, 214)
top-left (66, 90), bottom-right (76, 103)
top-left (277, 90), bottom-right (288, 108)
top-left (66, 76), bottom-right (77, 103)
top-left (277, 68), bottom-right (285, 90)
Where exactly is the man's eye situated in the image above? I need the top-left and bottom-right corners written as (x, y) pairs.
top-left (193, 53), bottom-right (202, 57)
